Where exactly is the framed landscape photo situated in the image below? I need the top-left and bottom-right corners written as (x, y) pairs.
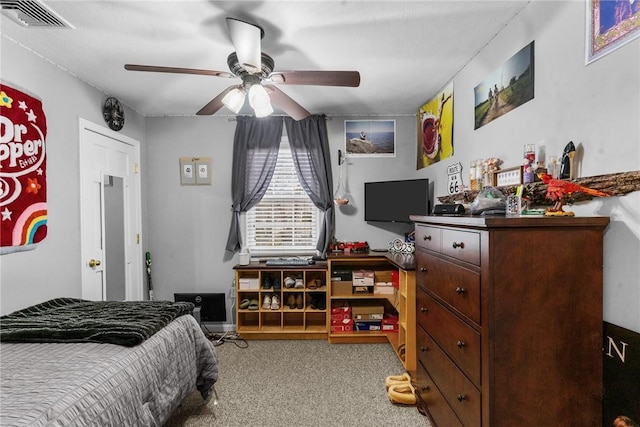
top-left (586, 0), bottom-right (640, 64)
top-left (474, 41), bottom-right (534, 130)
top-left (344, 120), bottom-right (395, 157)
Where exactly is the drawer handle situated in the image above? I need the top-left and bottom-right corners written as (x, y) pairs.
top-left (423, 235), bottom-right (432, 241)
top-left (420, 346), bottom-right (429, 353)
top-left (456, 340), bottom-right (466, 349)
top-left (420, 307), bottom-right (428, 313)
top-left (452, 241), bottom-right (464, 249)
top-left (420, 267), bottom-right (427, 272)
top-left (456, 394), bottom-right (467, 402)
top-left (455, 287), bottom-right (466, 294)
top-left (421, 385), bottom-right (430, 392)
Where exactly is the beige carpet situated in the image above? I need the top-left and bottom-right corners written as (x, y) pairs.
top-left (163, 338), bottom-right (431, 427)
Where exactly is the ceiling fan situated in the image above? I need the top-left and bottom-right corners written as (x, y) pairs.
top-left (124, 17), bottom-right (361, 120)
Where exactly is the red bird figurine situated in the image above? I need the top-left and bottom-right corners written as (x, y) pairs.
top-left (538, 173), bottom-right (609, 216)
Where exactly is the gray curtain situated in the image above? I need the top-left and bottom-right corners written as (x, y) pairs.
top-left (225, 116), bottom-right (284, 253)
top-left (284, 115), bottom-right (334, 256)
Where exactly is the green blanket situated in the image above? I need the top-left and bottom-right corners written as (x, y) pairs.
top-left (0, 297), bottom-right (194, 347)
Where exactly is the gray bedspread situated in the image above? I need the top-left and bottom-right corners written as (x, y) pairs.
top-left (0, 315), bottom-right (218, 427)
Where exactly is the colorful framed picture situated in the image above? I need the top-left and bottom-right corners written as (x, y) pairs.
top-left (586, 0), bottom-right (640, 64)
top-left (417, 81), bottom-right (453, 170)
top-left (344, 120), bottom-right (395, 157)
top-left (474, 41), bottom-right (534, 130)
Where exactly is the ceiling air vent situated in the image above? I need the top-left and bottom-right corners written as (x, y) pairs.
top-left (1, 0), bottom-right (74, 28)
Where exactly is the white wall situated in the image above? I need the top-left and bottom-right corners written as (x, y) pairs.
top-left (415, 1), bottom-right (640, 331)
top-left (2, 1), bottom-right (639, 332)
top-left (0, 37), bottom-right (146, 314)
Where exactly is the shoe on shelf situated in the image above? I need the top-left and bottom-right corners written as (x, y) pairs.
top-left (387, 383), bottom-right (417, 405)
top-left (294, 277), bottom-right (304, 288)
top-left (248, 299), bottom-right (259, 310)
top-left (273, 278), bottom-right (281, 290)
top-left (295, 293), bottom-right (304, 309)
top-left (307, 278), bottom-right (317, 289)
top-left (284, 276), bottom-right (295, 288)
top-left (316, 294), bottom-right (326, 310)
top-left (262, 294), bottom-right (272, 309)
top-left (270, 295), bottom-right (280, 310)
top-left (287, 294), bottom-right (296, 309)
top-left (262, 276), bottom-right (272, 289)
top-left (239, 299), bottom-right (250, 309)
top-left (385, 373), bottom-right (412, 390)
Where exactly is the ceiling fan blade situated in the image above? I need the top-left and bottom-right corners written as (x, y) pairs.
top-left (269, 71), bottom-right (360, 87)
top-left (264, 85), bottom-right (311, 121)
top-left (226, 17), bottom-right (263, 74)
top-left (125, 64), bottom-right (234, 78)
top-left (196, 86), bottom-right (238, 116)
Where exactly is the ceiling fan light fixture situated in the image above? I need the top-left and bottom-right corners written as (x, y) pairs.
top-left (248, 84), bottom-right (271, 110)
top-left (222, 86), bottom-right (245, 114)
top-left (254, 103), bottom-right (274, 118)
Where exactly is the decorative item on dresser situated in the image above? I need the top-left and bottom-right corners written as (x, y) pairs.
top-left (410, 214), bottom-right (609, 427)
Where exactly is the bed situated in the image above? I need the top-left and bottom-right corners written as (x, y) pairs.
top-left (0, 298), bottom-right (218, 427)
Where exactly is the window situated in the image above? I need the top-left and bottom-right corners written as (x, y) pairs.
top-left (245, 137), bottom-right (322, 256)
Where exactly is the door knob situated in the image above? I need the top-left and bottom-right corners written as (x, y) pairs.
top-left (88, 259), bottom-right (102, 268)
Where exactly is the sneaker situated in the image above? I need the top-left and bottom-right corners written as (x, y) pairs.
top-left (284, 276), bottom-right (295, 288)
top-left (270, 295), bottom-right (280, 310)
top-left (294, 277), bottom-right (304, 288)
top-left (262, 294), bottom-right (271, 309)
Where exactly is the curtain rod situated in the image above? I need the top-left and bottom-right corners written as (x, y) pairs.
top-left (226, 113), bottom-right (417, 121)
top-left (227, 115), bottom-right (332, 121)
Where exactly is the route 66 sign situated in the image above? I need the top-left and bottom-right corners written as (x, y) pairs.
top-left (447, 162), bottom-right (463, 194)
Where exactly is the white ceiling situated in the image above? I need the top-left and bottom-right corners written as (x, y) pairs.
top-left (1, 0), bottom-right (530, 118)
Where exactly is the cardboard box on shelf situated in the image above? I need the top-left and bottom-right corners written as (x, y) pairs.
top-left (354, 320), bottom-right (382, 331)
top-left (331, 318), bottom-right (353, 332)
top-left (351, 303), bottom-right (384, 320)
top-left (238, 278), bottom-right (259, 290)
top-left (353, 270), bottom-right (374, 286)
top-left (353, 285), bottom-right (374, 294)
top-left (331, 269), bottom-right (353, 282)
top-left (374, 270), bottom-right (394, 283)
top-left (331, 300), bottom-right (352, 315)
top-left (332, 281), bottom-right (352, 296)
top-left (374, 282), bottom-right (395, 295)
top-left (382, 314), bottom-right (399, 331)
top-left (331, 312), bottom-right (351, 321)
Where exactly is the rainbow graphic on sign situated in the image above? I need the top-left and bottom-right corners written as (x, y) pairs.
top-left (12, 202), bottom-right (47, 246)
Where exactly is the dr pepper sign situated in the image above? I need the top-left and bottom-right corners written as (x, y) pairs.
top-left (0, 81), bottom-right (48, 254)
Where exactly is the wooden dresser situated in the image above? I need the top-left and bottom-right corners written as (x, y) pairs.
top-left (410, 215), bottom-right (609, 427)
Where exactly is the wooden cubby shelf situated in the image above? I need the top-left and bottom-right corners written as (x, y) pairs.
top-left (234, 253), bottom-right (416, 371)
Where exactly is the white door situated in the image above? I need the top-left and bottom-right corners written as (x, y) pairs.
top-left (79, 119), bottom-right (143, 301)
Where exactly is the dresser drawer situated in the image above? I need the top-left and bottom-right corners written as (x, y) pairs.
top-left (416, 251), bottom-right (481, 325)
top-left (417, 290), bottom-right (481, 386)
top-left (415, 361), bottom-right (463, 427)
top-left (441, 228), bottom-right (480, 265)
top-left (415, 225), bottom-right (441, 252)
top-left (416, 325), bottom-right (481, 427)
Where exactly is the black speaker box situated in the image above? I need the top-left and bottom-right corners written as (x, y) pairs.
top-left (433, 204), bottom-right (466, 215)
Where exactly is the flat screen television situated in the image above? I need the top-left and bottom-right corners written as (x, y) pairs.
top-left (364, 178), bottom-right (430, 223)
top-left (174, 293), bottom-right (226, 322)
